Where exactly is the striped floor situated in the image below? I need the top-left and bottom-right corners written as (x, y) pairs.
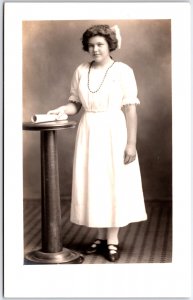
top-left (24, 200), bottom-right (172, 264)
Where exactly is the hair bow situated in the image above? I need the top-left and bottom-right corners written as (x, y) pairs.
top-left (111, 25), bottom-right (122, 49)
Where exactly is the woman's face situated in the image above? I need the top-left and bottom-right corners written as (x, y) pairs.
top-left (88, 36), bottom-right (110, 64)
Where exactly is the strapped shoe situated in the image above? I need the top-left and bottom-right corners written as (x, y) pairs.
top-left (105, 244), bottom-right (120, 262)
top-left (85, 239), bottom-right (107, 255)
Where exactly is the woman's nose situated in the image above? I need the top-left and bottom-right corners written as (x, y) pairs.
top-left (93, 45), bottom-right (98, 52)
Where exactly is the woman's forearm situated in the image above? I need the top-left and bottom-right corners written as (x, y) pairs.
top-left (48, 101), bottom-right (82, 116)
top-left (123, 104), bottom-right (137, 146)
top-left (62, 102), bottom-right (82, 115)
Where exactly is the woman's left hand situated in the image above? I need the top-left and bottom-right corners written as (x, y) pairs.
top-left (124, 144), bottom-right (136, 164)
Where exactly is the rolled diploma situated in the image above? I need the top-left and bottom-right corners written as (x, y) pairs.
top-left (31, 114), bottom-right (68, 123)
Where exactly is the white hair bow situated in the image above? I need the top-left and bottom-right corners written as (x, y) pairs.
top-left (111, 25), bottom-right (122, 49)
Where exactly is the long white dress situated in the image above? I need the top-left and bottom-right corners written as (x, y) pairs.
top-left (68, 61), bottom-right (147, 228)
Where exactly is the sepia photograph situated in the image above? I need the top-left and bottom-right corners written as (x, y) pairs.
top-left (23, 19), bottom-right (172, 265)
top-left (4, 2), bottom-right (191, 298)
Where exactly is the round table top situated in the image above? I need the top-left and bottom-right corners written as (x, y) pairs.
top-left (23, 120), bottom-right (77, 131)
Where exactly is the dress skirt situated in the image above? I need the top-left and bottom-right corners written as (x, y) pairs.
top-left (70, 109), bottom-right (147, 227)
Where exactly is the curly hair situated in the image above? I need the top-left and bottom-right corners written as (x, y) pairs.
top-left (82, 25), bottom-right (118, 52)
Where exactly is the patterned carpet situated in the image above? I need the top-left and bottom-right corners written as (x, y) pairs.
top-left (24, 200), bottom-right (172, 264)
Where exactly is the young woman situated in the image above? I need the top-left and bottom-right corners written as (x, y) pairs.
top-left (48, 24), bottom-right (147, 262)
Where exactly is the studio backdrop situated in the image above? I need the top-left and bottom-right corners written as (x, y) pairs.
top-left (23, 20), bottom-right (172, 202)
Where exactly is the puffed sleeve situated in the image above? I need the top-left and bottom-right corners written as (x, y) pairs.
top-left (121, 64), bottom-right (140, 106)
top-left (68, 65), bottom-right (81, 103)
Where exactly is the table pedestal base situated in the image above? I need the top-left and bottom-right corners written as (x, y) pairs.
top-left (25, 248), bottom-right (84, 264)
top-left (23, 122), bottom-right (83, 265)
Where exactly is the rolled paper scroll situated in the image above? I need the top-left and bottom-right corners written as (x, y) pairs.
top-left (31, 113), bottom-right (68, 123)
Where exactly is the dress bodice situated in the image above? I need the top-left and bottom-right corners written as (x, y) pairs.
top-left (68, 61), bottom-right (140, 112)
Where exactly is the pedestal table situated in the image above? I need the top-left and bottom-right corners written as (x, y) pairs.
top-left (23, 120), bottom-right (83, 264)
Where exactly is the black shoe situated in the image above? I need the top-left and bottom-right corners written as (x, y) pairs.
top-left (85, 239), bottom-right (107, 255)
top-left (105, 244), bottom-right (120, 262)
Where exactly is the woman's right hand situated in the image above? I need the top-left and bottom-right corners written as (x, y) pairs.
top-left (47, 106), bottom-right (67, 119)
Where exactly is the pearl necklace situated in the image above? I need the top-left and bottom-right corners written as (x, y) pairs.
top-left (88, 61), bottom-right (115, 93)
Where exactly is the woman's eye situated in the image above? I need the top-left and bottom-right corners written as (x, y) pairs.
top-left (88, 43), bottom-right (104, 49)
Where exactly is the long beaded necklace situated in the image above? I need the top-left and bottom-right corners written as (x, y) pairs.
top-left (88, 60), bottom-right (115, 93)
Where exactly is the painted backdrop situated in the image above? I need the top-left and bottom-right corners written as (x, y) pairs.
top-left (23, 20), bottom-right (172, 201)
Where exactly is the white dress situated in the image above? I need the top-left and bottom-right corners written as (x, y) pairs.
top-left (68, 61), bottom-right (147, 228)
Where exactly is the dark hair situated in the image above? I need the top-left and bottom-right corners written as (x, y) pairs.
top-left (82, 24), bottom-right (118, 52)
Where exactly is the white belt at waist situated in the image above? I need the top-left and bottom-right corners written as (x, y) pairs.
top-left (85, 109), bottom-right (121, 113)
